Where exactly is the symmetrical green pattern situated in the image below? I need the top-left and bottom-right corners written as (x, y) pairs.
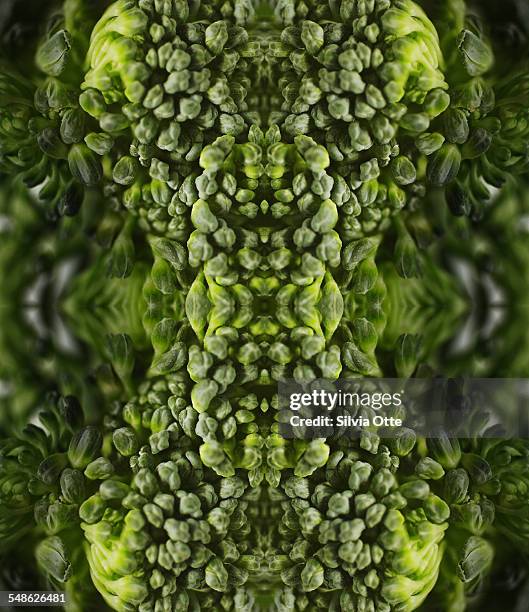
top-left (1, 0), bottom-right (529, 610)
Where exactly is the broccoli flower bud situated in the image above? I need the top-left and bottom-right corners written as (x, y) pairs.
top-left (279, 0), bottom-right (449, 230)
top-left (81, 437), bottom-right (253, 611)
top-left (79, 0), bottom-right (251, 235)
top-left (480, 440), bottom-right (529, 552)
top-left (0, 394), bottom-right (109, 546)
top-left (277, 443), bottom-right (448, 611)
top-left (0, 2), bottom-right (110, 214)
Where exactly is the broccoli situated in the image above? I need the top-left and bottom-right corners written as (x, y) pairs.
top-left (1, 0), bottom-right (529, 610)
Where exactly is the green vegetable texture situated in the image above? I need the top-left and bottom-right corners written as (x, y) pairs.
top-left (1, 0), bottom-right (529, 610)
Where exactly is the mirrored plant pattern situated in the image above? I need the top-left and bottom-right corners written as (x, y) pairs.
top-left (1, 1), bottom-right (529, 610)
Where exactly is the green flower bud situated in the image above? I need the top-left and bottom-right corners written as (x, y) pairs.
top-left (392, 326), bottom-right (419, 373)
top-left (79, 89), bottom-right (106, 118)
top-left (461, 127), bottom-right (492, 159)
top-left (106, 333), bottom-right (135, 386)
top-left (108, 225), bottom-right (135, 279)
top-left (113, 427), bottom-right (140, 457)
top-left (391, 156), bottom-right (416, 186)
top-left (46, 501), bottom-right (78, 533)
top-left (85, 132), bottom-right (114, 155)
top-left (399, 480), bottom-right (430, 500)
top-left (151, 257), bottom-right (178, 294)
top-left (36, 536), bottom-right (72, 582)
top-left (444, 468), bottom-right (469, 504)
top-left (429, 434), bottom-right (461, 469)
top-left (68, 144), bottom-right (103, 186)
top-left (415, 458), bottom-right (445, 480)
top-left (134, 469), bottom-right (158, 498)
top-left (205, 22), bottom-right (229, 55)
top-left (342, 343), bottom-right (378, 376)
top-left (461, 453), bottom-right (492, 485)
top-left (100, 112), bottom-right (129, 133)
top-left (444, 109), bottom-right (470, 145)
top-left (424, 89), bottom-right (451, 118)
top-left (400, 113), bottom-right (430, 133)
top-left (192, 380), bottom-right (219, 413)
top-left (60, 108), bottom-right (86, 144)
top-left (38, 453), bottom-right (68, 485)
top-left (454, 501), bottom-right (493, 535)
top-left (427, 144), bottom-right (461, 186)
top-left (311, 199), bottom-right (338, 233)
top-left (457, 30), bottom-right (494, 77)
top-left (113, 156), bottom-right (140, 186)
top-left (205, 557), bottom-right (228, 592)
top-left (79, 493), bottom-right (106, 524)
top-left (36, 30), bottom-right (71, 76)
top-left (38, 128), bottom-right (68, 159)
top-left (192, 200), bottom-right (219, 233)
top-left (188, 347), bottom-right (214, 381)
top-left (338, 541), bottom-right (363, 564)
top-left (150, 342), bottom-right (187, 375)
top-left (100, 480), bottom-right (130, 501)
top-left (237, 343), bottom-right (261, 365)
top-left (424, 494), bottom-right (450, 524)
top-left (342, 239), bottom-right (378, 271)
top-left (301, 558), bottom-right (324, 591)
top-left (60, 468), bottom-right (86, 504)
top-left (300, 335), bottom-right (325, 360)
top-left (389, 429), bottom-right (417, 457)
top-left (151, 238), bottom-right (187, 270)
top-left (301, 21), bottom-right (325, 56)
top-left (151, 319), bottom-right (178, 355)
top-left (415, 132), bottom-right (445, 155)
top-left (57, 395), bottom-right (84, 432)
top-left (57, 183), bottom-right (83, 217)
top-left (68, 427), bottom-right (102, 469)
top-left (457, 536), bottom-right (493, 582)
top-left (295, 441), bottom-right (330, 478)
top-left (85, 458), bottom-right (114, 480)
